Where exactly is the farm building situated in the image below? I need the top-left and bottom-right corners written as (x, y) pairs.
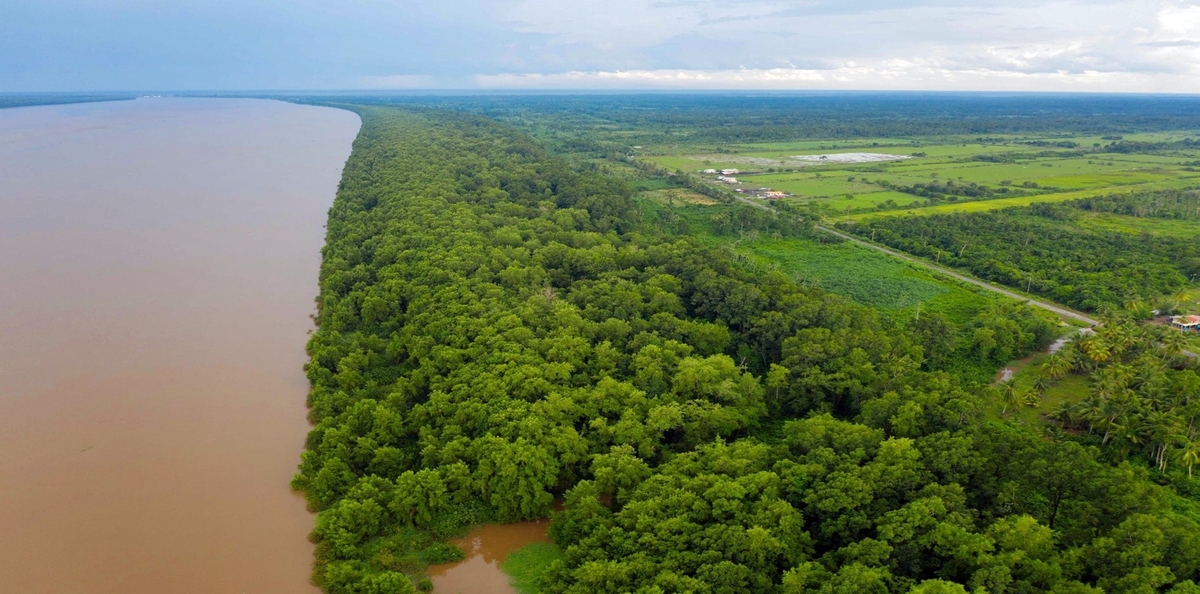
top-left (765, 191), bottom-right (786, 199)
top-left (720, 168), bottom-right (740, 175)
top-left (1170, 315), bottom-right (1200, 332)
top-left (716, 175), bottom-right (738, 183)
top-left (702, 168), bottom-right (717, 174)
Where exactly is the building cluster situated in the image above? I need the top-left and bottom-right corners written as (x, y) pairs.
top-left (701, 167), bottom-right (788, 200)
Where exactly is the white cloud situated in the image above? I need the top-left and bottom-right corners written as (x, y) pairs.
top-left (455, 0), bottom-right (1200, 91)
top-left (354, 74), bottom-right (438, 89)
top-left (473, 62), bottom-right (1197, 92)
top-left (477, 67), bottom-right (827, 88)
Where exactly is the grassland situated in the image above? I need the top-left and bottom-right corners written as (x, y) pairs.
top-left (990, 366), bottom-right (1091, 425)
top-left (744, 238), bottom-right (1000, 324)
top-left (501, 543), bottom-right (564, 594)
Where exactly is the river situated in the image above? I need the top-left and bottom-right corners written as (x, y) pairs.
top-left (0, 98), bottom-right (360, 593)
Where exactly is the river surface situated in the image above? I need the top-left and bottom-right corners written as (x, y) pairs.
top-left (429, 520), bottom-right (552, 594)
top-left (0, 98), bottom-right (360, 593)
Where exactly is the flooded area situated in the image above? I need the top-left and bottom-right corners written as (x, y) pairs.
top-left (429, 520), bottom-right (552, 594)
top-left (0, 98), bottom-right (360, 593)
top-left (789, 152), bottom-right (911, 163)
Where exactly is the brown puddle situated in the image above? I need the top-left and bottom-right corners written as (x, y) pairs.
top-left (0, 98), bottom-right (359, 593)
top-left (429, 520), bottom-right (552, 594)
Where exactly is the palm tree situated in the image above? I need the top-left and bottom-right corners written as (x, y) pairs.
top-left (1180, 441), bottom-right (1200, 478)
top-left (1051, 401), bottom-right (1078, 426)
top-left (1001, 381), bottom-right (1023, 415)
top-left (1032, 374), bottom-right (1052, 396)
top-left (1080, 336), bottom-right (1112, 363)
top-left (1159, 326), bottom-right (1188, 360)
top-left (1145, 410), bottom-right (1182, 472)
top-left (1077, 394), bottom-right (1105, 434)
top-left (1044, 354), bottom-right (1073, 380)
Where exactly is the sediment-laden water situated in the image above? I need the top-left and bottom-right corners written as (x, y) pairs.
top-left (429, 520), bottom-right (552, 594)
top-left (0, 98), bottom-right (360, 593)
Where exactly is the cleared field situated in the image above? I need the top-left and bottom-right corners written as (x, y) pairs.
top-left (726, 138), bottom-right (918, 151)
top-left (638, 188), bottom-right (720, 205)
top-left (750, 172), bottom-right (884, 196)
top-left (989, 370), bottom-right (1091, 425)
top-left (745, 237), bottom-right (999, 324)
top-left (642, 131), bottom-right (1200, 222)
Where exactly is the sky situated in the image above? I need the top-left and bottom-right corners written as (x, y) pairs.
top-left (4, 0), bottom-right (1200, 92)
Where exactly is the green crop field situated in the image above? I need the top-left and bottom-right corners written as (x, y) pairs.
top-left (744, 237), bottom-right (999, 324)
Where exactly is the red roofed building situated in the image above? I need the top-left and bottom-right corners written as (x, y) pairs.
top-left (1170, 315), bottom-right (1200, 332)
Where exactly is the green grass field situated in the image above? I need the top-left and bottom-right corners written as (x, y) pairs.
top-left (990, 370), bottom-right (1091, 425)
top-left (502, 542), bottom-right (564, 594)
top-left (744, 238), bottom-right (999, 324)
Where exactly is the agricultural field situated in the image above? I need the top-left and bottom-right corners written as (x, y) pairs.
top-left (744, 237), bottom-right (1000, 324)
top-left (642, 132), bottom-right (1200, 218)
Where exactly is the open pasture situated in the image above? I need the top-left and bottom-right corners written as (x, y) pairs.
top-left (745, 237), bottom-right (999, 324)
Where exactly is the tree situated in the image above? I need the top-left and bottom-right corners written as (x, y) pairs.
top-left (1180, 441), bottom-right (1200, 478)
top-left (1001, 381), bottom-right (1024, 415)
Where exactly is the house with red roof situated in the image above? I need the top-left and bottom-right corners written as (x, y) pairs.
top-left (1170, 315), bottom-right (1200, 333)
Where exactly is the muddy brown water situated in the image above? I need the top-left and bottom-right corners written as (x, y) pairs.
top-left (0, 98), bottom-right (360, 593)
top-left (429, 520), bottom-right (552, 594)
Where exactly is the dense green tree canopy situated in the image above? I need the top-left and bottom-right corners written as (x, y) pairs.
top-left (295, 106), bottom-right (1200, 593)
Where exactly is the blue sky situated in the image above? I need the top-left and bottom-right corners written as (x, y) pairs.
top-left (4, 0), bottom-right (1200, 92)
